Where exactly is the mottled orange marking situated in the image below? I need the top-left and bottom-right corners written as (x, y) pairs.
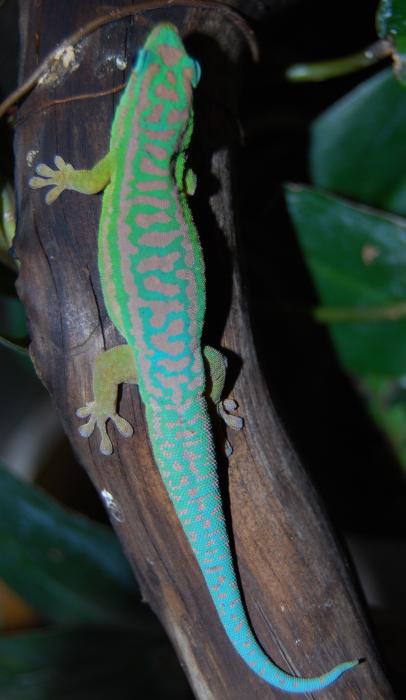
top-left (158, 44), bottom-right (182, 66)
top-left (167, 107), bottom-right (187, 124)
top-left (156, 83), bottom-right (178, 102)
top-left (140, 157), bottom-right (167, 176)
top-left (151, 319), bottom-right (185, 355)
top-left (143, 299), bottom-right (183, 328)
top-left (139, 230), bottom-right (181, 247)
top-left (137, 179), bottom-right (167, 192)
top-left (137, 251), bottom-right (180, 273)
top-left (147, 103), bottom-right (164, 123)
top-left (142, 128), bottom-right (175, 141)
top-left (134, 194), bottom-right (170, 208)
top-left (111, 61), bottom-right (165, 399)
top-left (156, 372), bottom-right (188, 388)
top-left (145, 143), bottom-right (168, 160)
top-left (157, 356), bottom-right (189, 372)
top-left (136, 211), bottom-right (170, 228)
top-left (144, 275), bottom-right (179, 296)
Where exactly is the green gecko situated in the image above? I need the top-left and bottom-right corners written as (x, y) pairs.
top-left (29, 23), bottom-right (359, 694)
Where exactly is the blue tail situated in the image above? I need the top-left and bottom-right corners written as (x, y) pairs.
top-left (152, 401), bottom-right (360, 693)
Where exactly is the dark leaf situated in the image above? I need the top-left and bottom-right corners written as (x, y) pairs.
top-left (285, 184), bottom-right (406, 375)
top-left (310, 69), bottom-right (406, 214)
top-left (0, 627), bottom-right (192, 700)
top-left (376, 0), bottom-right (406, 87)
top-left (0, 465), bottom-right (142, 626)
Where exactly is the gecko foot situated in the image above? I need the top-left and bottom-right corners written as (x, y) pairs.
top-left (29, 156), bottom-right (74, 204)
top-left (76, 401), bottom-right (133, 456)
top-left (218, 398), bottom-right (244, 431)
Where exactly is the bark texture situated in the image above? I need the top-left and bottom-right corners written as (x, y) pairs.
top-left (15, 1), bottom-right (394, 697)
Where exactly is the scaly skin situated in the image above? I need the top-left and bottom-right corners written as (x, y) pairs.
top-left (29, 23), bottom-right (359, 693)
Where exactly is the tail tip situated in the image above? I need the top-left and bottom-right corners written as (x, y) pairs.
top-left (352, 657), bottom-right (365, 667)
top-left (342, 657), bottom-right (364, 672)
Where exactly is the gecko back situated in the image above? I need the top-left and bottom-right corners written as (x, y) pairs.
top-left (29, 22), bottom-right (360, 694)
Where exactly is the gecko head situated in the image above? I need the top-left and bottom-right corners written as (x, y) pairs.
top-left (136, 23), bottom-right (201, 88)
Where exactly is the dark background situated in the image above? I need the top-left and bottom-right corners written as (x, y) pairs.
top-left (1, 0), bottom-right (404, 693)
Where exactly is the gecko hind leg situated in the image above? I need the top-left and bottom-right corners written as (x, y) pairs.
top-left (203, 346), bottom-right (243, 432)
top-left (76, 344), bottom-right (137, 456)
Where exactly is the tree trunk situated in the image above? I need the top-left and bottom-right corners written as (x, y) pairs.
top-left (15, 0), bottom-right (394, 697)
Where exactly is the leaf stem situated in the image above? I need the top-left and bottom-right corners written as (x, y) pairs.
top-left (287, 39), bottom-right (392, 82)
top-left (314, 300), bottom-right (406, 324)
top-left (0, 335), bottom-right (30, 356)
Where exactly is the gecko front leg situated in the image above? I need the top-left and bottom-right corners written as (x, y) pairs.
top-left (29, 152), bottom-right (113, 203)
top-left (77, 344), bottom-right (137, 455)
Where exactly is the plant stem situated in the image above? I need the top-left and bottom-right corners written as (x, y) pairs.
top-left (314, 300), bottom-right (406, 323)
top-left (287, 39), bottom-right (392, 82)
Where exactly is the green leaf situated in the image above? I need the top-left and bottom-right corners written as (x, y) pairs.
top-left (310, 69), bottom-right (406, 215)
top-left (0, 294), bottom-right (27, 340)
top-left (0, 627), bottom-right (190, 700)
top-left (377, 0), bottom-right (406, 38)
top-left (0, 182), bottom-right (16, 272)
top-left (285, 184), bottom-right (406, 376)
top-left (0, 464), bottom-right (140, 626)
top-left (0, 182), bottom-right (15, 246)
top-left (376, 1), bottom-right (406, 87)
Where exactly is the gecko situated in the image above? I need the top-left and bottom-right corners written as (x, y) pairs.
top-left (29, 23), bottom-right (359, 694)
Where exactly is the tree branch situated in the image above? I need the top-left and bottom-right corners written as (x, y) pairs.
top-left (15, 1), bottom-right (394, 697)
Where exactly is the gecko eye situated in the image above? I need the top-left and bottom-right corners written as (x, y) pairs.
top-left (191, 59), bottom-right (201, 87)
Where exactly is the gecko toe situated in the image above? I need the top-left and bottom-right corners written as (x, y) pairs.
top-left (113, 414), bottom-right (133, 438)
top-left (78, 414), bottom-right (97, 438)
top-left (36, 163), bottom-right (55, 177)
top-left (99, 428), bottom-right (113, 456)
top-left (45, 187), bottom-right (62, 205)
top-left (29, 175), bottom-right (50, 189)
top-left (218, 400), bottom-right (244, 431)
top-left (76, 402), bottom-right (95, 418)
top-left (227, 414), bottom-right (244, 430)
top-left (225, 439), bottom-right (233, 457)
top-left (54, 155), bottom-right (66, 169)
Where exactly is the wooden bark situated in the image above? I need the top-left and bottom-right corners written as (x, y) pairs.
top-left (15, 1), bottom-right (393, 697)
